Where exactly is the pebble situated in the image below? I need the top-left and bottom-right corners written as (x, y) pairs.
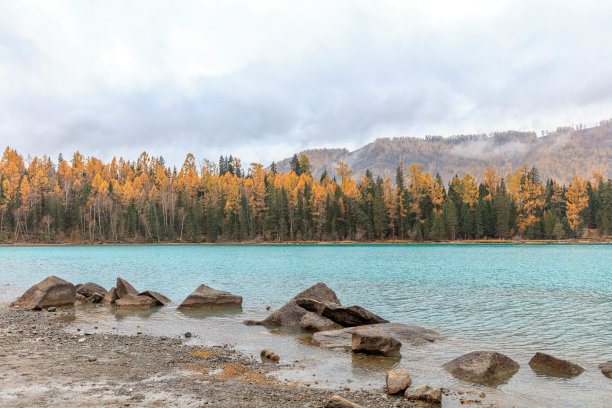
top-left (479, 391), bottom-right (486, 398)
top-left (184, 332), bottom-right (192, 338)
top-left (78, 338), bottom-right (86, 343)
top-left (47, 307), bottom-right (56, 312)
top-left (88, 356), bottom-right (97, 362)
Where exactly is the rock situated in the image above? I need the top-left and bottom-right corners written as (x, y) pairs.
top-left (300, 312), bottom-right (343, 332)
top-left (76, 293), bottom-right (90, 304)
top-left (312, 323), bottom-right (442, 349)
top-left (116, 277), bottom-right (139, 299)
top-left (139, 290), bottom-right (171, 306)
top-left (386, 368), bottom-right (412, 394)
top-left (177, 284), bottom-right (242, 309)
top-left (478, 391), bottom-right (486, 398)
top-left (599, 361), bottom-right (612, 379)
top-left (324, 395), bottom-right (363, 408)
top-left (114, 294), bottom-right (157, 308)
top-left (260, 349), bottom-right (274, 358)
top-left (296, 298), bottom-right (388, 327)
top-left (443, 351), bottom-right (520, 384)
top-left (10, 276), bottom-right (76, 310)
top-left (90, 293), bottom-right (104, 303)
top-left (76, 282), bottom-right (107, 298)
top-left (405, 385), bottom-right (442, 404)
top-left (102, 287), bottom-right (118, 305)
top-left (528, 352), bottom-right (584, 377)
top-left (351, 327), bottom-right (401, 356)
top-left (184, 332), bottom-right (192, 338)
top-left (258, 282), bottom-right (341, 326)
top-left (47, 307), bottom-right (56, 312)
top-left (269, 354), bottom-right (280, 362)
top-left (88, 356), bottom-right (97, 362)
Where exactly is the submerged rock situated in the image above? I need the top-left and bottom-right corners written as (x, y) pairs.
top-left (76, 282), bottom-right (107, 298)
top-left (257, 282), bottom-right (341, 326)
top-left (10, 276), bottom-right (76, 310)
top-left (599, 361), bottom-right (612, 379)
top-left (177, 284), bottom-right (242, 309)
top-left (116, 278), bottom-right (139, 299)
top-left (351, 327), bottom-right (401, 356)
top-left (311, 323), bottom-right (443, 349)
top-left (405, 385), bottom-right (442, 404)
top-left (443, 351), bottom-right (519, 384)
top-left (386, 368), bottom-right (412, 394)
top-left (115, 294), bottom-right (157, 308)
top-left (324, 395), bottom-right (363, 408)
top-left (139, 290), bottom-right (171, 306)
top-left (300, 312), bottom-right (343, 332)
top-left (296, 298), bottom-right (388, 326)
top-left (528, 352), bottom-right (584, 377)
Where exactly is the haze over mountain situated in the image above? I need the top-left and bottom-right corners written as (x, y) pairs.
top-left (275, 120), bottom-right (612, 185)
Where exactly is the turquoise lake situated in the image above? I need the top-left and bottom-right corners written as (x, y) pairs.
top-left (1, 244), bottom-right (611, 407)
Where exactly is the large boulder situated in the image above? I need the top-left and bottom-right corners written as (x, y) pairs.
top-left (443, 351), bottom-right (520, 384)
top-left (300, 312), bottom-right (343, 332)
top-left (102, 287), bottom-right (118, 305)
top-left (10, 276), bottom-right (76, 310)
top-left (139, 290), bottom-right (171, 306)
top-left (324, 396), bottom-right (363, 408)
top-left (599, 361), bottom-right (612, 379)
top-left (528, 352), bottom-right (584, 377)
top-left (296, 298), bottom-right (388, 326)
top-left (177, 284), bottom-right (242, 309)
top-left (116, 277), bottom-right (138, 299)
top-left (386, 368), bottom-right (412, 394)
top-left (311, 323), bottom-right (443, 349)
top-left (258, 282), bottom-right (341, 326)
top-left (405, 385), bottom-right (442, 404)
top-left (76, 282), bottom-right (107, 298)
top-left (351, 327), bottom-right (401, 356)
top-left (115, 294), bottom-right (157, 308)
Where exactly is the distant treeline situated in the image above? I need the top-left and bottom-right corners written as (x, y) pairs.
top-left (0, 147), bottom-right (611, 244)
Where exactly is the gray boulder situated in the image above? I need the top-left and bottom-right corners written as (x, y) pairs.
top-left (324, 396), bottom-right (363, 408)
top-left (351, 327), bottom-right (401, 356)
top-left (10, 276), bottom-right (76, 310)
top-left (599, 361), bottom-right (612, 379)
top-left (528, 352), bottom-right (584, 377)
top-left (116, 277), bottom-right (138, 299)
top-left (405, 385), bottom-right (442, 404)
top-left (102, 287), bottom-right (118, 305)
top-left (300, 312), bottom-right (343, 332)
top-left (115, 294), bottom-right (157, 308)
top-left (76, 282), bottom-right (107, 298)
top-left (139, 290), bottom-right (171, 306)
top-left (311, 323), bottom-right (443, 349)
top-left (178, 284), bottom-right (242, 309)
top-left (296, 298), bottom-right (388, 326)
top-left (257, 282), bottom-right (341, 326)
top-left (443, 351), bottom-right (519, 384)
top-left (386, 368), bottom-right (412, 394)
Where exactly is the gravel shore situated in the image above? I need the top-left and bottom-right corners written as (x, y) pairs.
top-left (0, 307), bottom-right (429, 407)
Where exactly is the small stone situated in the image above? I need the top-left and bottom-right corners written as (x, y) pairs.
top-left (478, 391), bottom-right (486, 398)
top-left (78, 338), bottom-right (86, 343)
top-left (266, 306), bottom-right (271, 311)
top-left (260, 348), bottom-right (274, 358)
top-left (324, 395), bottom-right (363, 408)
top-left (405, 385), bottom-right (442, 404)
top-left (270, 354), bottom-right (280, 362)
top-left (47, 307), bottom-right (56, 312)
top-left (88, 356), bottom-right (97, 362)
top-left (184, 332), bottom-right (192, 338)
top-left (386, 368), bottom-right (412, 394)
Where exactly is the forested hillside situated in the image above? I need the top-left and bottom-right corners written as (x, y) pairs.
top-left (1, 146), bottom-right (611, 244)
top-left (276, 120), bottom-right (612, 185)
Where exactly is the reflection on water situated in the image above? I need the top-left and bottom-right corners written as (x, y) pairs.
top-left (1, 244), bottom-right (611, 407)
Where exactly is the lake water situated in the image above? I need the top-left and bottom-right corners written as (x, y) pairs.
top-left (1, 244), bottom-right (610, 407)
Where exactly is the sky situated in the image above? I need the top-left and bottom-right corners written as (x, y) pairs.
top-left (1, 0), bottom-right (612, 168)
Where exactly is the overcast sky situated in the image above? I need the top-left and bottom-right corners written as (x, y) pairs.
top-left (1, 0), bottom-right (612, 167)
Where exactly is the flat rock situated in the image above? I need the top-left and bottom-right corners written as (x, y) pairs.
top-left (10, 276), bottom-right (76, 310)
top-left (599, 361), bottom-right (612, 379)
top-left (115, 294), bottom-right (157, 308)
top-left (300, 312), bottom-right (343, 332)
top-left (116, 277), bottom-right (138, 299)
top-left (258, 282), bottom-right (341, 326)
top-left (102, 287), bottom-right (118, 305)
top-left (177, 284), bottom-right (242, 309)
top-left (324, 395), bottom-right (363, 408)
top-left (351, 327), bottom-right (401, 356)
top-left (528, 352), bottom-right (584, 377)
top-left (386, 368), bottom-right (412, 394)
top-left (296, 298), bottom-right (388, 326)
top-left (76, 282), bottom-right (107, 298)
top-left (405, 385), bottom-right (442, 404)
top-left (443, 351), bottom-right (519, 384)
top-left (139, 290), bottom-right (171, 306)
top-left (311, 323), bottom-right (443, 349)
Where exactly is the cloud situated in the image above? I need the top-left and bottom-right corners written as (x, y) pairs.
top-left (1, 0), bottom-right (612, 167)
